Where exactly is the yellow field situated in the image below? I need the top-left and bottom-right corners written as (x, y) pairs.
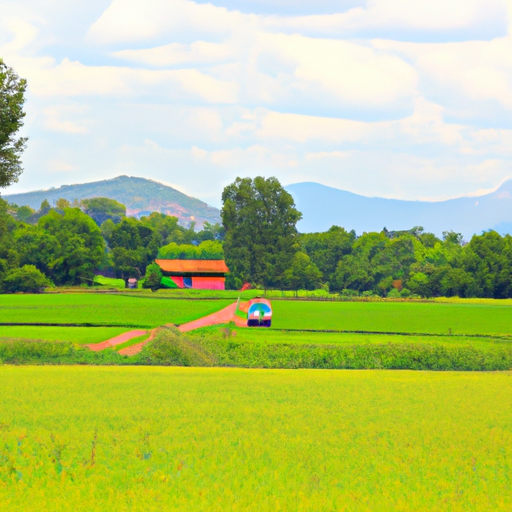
top-left (1, 366), bottom-right (511, 511)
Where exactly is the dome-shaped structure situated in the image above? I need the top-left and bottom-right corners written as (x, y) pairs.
top-left (247, 298), bottom-right (272, 327)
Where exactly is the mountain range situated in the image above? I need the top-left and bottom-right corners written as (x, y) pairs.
top-left (285, 181), bottom-right (512, 239)
top-left (3, 175), bottom-right (512, 238)
top-left (3, 175), bottom-right (221, 227)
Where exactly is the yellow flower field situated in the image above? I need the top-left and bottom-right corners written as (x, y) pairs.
top-left (1, 366), bottom-right (511, 511)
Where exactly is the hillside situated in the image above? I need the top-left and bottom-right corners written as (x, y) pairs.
top-left (286, 181), bottom-right (512, 238)
top-left (3, 176), bottom-right (221, 227)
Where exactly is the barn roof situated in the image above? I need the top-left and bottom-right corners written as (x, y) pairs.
top-left (155, 259), bottom-right (229, 274)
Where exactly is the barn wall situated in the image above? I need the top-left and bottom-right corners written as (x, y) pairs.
top-left (170, 276), bottom-right (185, 288)
top-left (191, 276), bottom-right (226, 290)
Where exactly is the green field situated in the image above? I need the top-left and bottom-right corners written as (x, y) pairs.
top-left (270, 301), bottom-right (512, 335)
top-left (0, 294), bottom-right (232, 328)
top-left (0, 366), bottom-right (511, 511)
top-left (0, 326), bottom-right (131, 345)
top-left (200, 324), bottom-right (512, 351)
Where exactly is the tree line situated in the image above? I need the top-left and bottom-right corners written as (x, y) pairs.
top-left (2, 177), bottom-right (512, 298)
top-left (0, 197), bottom-right (224, 292)
top-left (221, 177), bottom-right (512, 299)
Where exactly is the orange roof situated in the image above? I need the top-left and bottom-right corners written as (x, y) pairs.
top-left (155, 259), bottom-right (229, 273)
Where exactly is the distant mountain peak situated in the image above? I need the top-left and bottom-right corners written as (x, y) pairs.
top-left (3, 175), bottom-right (221, 227)
top-left (285, 180), bottom-right (512, 238)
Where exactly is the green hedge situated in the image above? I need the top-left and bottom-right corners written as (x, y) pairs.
top-left (2, 330), bottom-right (511, 371)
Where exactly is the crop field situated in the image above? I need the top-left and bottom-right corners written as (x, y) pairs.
top-left (0, 326), bottom-right (131, 345)
top-left (0, 294), bottom-right (232, 328)
top-left (0, 366), bottom-right (511, 511)
top-left (270, 300), bottom-right (512, 335)
top-left (202, 325), bottom-right (512, 351)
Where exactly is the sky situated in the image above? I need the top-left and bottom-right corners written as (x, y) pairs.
top-left (1, 0), bottom-right (512, 207)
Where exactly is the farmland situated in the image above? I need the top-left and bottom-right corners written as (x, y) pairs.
top-left (0, 294), bottom-right (232, 328)
top-left (0, 326), bottom-right (130, 345)
top-left (1, 366), bottom-right (511, 511)
top-left (1, 293), bottom-right (512, 369)
top-left (269, 300), bottom-right (512, 335)
top-left (202, 326), bottom-right (511, 352)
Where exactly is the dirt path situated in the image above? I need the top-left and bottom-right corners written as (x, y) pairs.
top-left (118, 328), bottom-right (158, 356)
top-left (86, 330), bottom-right (147, 352)
top-left (178, 302), bottom-right (240, 332)
top-left (89, 301), bottom-right (245, 356)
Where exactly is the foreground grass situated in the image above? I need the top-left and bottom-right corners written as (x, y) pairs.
top-left (0, 366), bottom-right (511, 511)
top-left (271, 301), bottom-right (512, 335)
top-left (0, 294), bottom-right (232, 327)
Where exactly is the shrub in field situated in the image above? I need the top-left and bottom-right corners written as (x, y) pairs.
top-left (138, 327), bottom-right (217, 366)
top-left (2, 265), bottom-right (52, 293)
top-left (142, 262), bottom-right (163, 291)
top-left (387, 288), bottom-right (401, 298)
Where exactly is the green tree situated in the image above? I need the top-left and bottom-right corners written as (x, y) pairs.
top-left (0, 198), bottom-right (18, 279)
top-left (37, 208), bottom-right (105, 285)
top-left (14, 205), bottom-right (35, 223)
top-left (158, 240), bottom-right (223, 260)
top-left (142, 262), bottom-right (163, 291)
top-left (463, 231), bottom-right (512, 298)
top-left (0, 60), bottom-right (27, 188)
top-left (82, 197), bottom-right (126, 225)
top-left (300, 226), bottom-right (354, 286)
top-left (2, 264), bottom-right (52, 293)
top-left (55, 198), bottom-right (70, 210)
top-left (283, 252), bottom-right (323, 292)
top-left (221, 176), bottom-right (302, 289)
top-left (108, 218), bottom-right (162, 279)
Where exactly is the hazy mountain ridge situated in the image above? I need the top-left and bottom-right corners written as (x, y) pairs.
top-left (3, 176), bottom-right (221, 227)
top-left (285, 181), bottom-right (512, 238)
top-left (5, 176), bottom-right (512, 237)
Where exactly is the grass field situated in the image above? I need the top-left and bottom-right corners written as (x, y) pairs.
top-left (0, 326), bottom-right (131, 345)
top-left (0, 366), bottom-right (511, 511)
top-left (0, 294), bottom-right (232, 328)
top-left (199, 324), bottom-right (512, 351)
top-left (270, 301), bottom-right (512, 335)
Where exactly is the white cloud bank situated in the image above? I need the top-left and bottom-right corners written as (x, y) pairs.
top-left (1, 0), bottom-right (512, 206)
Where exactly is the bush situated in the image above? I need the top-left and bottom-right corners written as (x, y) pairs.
top-left (158, 240), bottom-right (224, 260)
top-left (142, 263), bottom-right (163, 291)
top-left (138, 327), bottom-right (217, 366)
top-left (387, 288), bottom-right (401, 298)
top-left (2, 265), bottom-right (53, 293)
top-left (400, 287), bottom-right (411, 298)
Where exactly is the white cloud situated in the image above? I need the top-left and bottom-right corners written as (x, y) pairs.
top-left (266, 0), bottom-right (508, 35)
top-left (255, 98), bottom-right (466, 146)
top-left (3, 0), bottom-right (512, 207)
top-left (43, 105), bottom-right (91, 134)
top-left (374, 37), bottom-right (512, 114)
top-left (47, 159), bottom-right (78, 173)
top-left (112, 41), bottom-right (234, 67)
top-left (87, 0), bottom-right (250, 44)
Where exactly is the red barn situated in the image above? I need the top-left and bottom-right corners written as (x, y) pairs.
top-left (155, 259), bottom-right (229, 290)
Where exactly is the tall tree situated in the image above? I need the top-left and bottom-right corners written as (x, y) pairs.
top-left (0, 60), bottom-right (27, 188)
top-left (221, 176), bottom-right (302, 289)
top-left (37, 208), bottom-right (105, 285)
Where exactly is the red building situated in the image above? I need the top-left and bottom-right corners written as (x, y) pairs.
top-left (155, 259), bottom-right (229, 290)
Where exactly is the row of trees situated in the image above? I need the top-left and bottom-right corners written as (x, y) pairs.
top-left (0, 196), bottom-right (225, 291)
top-left (3, 176), bottom-right (512, 298)
top-left (221, 177), bottom-right (512, 299)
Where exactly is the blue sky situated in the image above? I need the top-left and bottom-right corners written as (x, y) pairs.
top-left (1, 0), bottom-right (512, 207)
